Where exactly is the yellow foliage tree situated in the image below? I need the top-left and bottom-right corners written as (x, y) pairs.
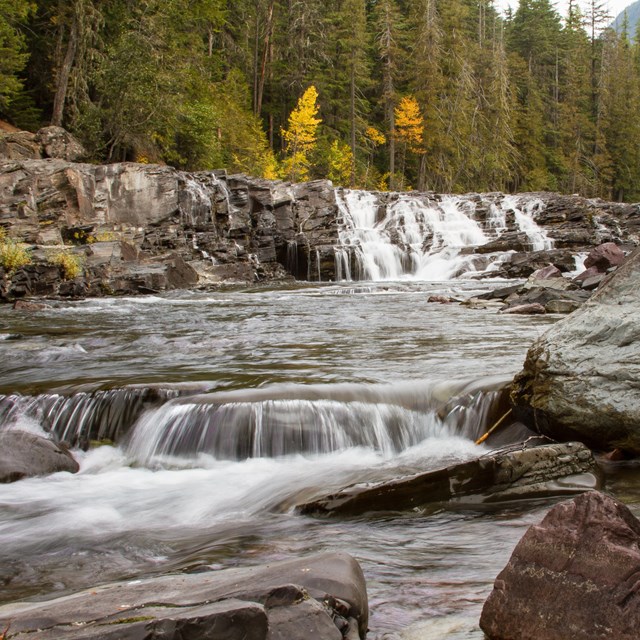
top-left (395, 95), bottom-right (425, 189)
top-left (395, 95), bottom-right (425, 153)
top-left (327, 140), bottom-right (354, 186)
top-left (280, 86), bottom-right (322, 182)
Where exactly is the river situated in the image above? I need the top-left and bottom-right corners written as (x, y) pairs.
top-left (0, 281), bottom-right (636, 638)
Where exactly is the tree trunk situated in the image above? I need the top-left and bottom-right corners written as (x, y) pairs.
top-left (51, 18), bottom-right (79, 127)
top-left (350, 57), bottom-right (357, 187)
top-left (256, 0), bottom-right (275, 117)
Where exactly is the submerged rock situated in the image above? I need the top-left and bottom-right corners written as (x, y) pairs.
top-left (0, 430), bottom-right (79, 482)
top-left (480, 491), bottom-right (640, 640)
top-left (297, 442), bottom-right (600, 517)
top-left (511, 248), bottom-right (640, 452)
top-left (0, 551), bottom-right (367, 640)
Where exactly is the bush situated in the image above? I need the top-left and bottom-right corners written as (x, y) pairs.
top-left (49, 250), bottom-right (83, 280)
top-left (0, 237), bottom-right (32, 274)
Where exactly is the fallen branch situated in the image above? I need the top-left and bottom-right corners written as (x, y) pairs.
top-left (475, 409), bottom-right (513, 445)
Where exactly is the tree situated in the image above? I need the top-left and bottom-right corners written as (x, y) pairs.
top-left (0, 0), bottom-right (35, 117)
top-left (373, 0), bottom-right (405, 190)
top-left (280, 85), bottom-right (322, 182)
top-left (395, 95), bottom-right (425, 188)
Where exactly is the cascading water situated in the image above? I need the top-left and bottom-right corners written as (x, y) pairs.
top-left (335, 190), bottom-right (555, 282)
top-left (0, 287), bottom-right (578, 639)
top-left (502, 195), bottom-right (554, 251)
top-left (123, 379), bottom-right (507, 463)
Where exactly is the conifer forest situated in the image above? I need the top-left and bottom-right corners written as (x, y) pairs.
top-left (2, 0), bottom-right (639, 201)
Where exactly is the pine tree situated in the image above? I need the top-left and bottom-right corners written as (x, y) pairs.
top-left (0, 0), bottom-right (35, 118)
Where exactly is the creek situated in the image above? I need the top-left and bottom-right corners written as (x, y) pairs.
top-left (0, 281), bottom-right (599, 639)
top-left (0, 189), bottom-right (636, 639)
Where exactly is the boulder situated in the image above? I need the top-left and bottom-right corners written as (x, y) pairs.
top-left (297, 442), bottom-right (600, 517)
top-left (583, 241), bottom-right (625, 271)
top-left (480, 491), bottom-right (640, 640)
top-left (493, 249), bottom-right (577, 279)
top-left (529, 264), bottom-right (562, 280)
top-left (0, 430), bottom-right (79, 483)
top-left (36, 126), bottom-right (87, 162)
top-left (0, 552), bottom-right (368, 640)
top-left (500, 286), bottom-right (589, 313)
top-left (511, 248), bottom-right (640, 451)
top-left (544, 299), bottom-right (581, 314)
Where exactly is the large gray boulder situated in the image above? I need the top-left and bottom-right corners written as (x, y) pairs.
top-left (0, 430), bottom-right (79, 482)
top-left (0, 552), bottom-right (368, 640)
top-left (480, 491), bottom-right (640, 640)
top-left (298, 442), bottom-right (600, 517)
top-left (511, 248), bottom-right (640, 451)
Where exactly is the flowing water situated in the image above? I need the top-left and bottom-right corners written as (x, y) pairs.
top-left (0, 281), bottom-right (583, 638)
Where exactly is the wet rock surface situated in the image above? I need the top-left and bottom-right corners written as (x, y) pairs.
top-left (1, 141), bottom-right (639, 299)
top-left (0, 430), bottom-right (79, 483)
top-left (480, 491), bottom-right (640, 640)
top-left (297, 442), bottom-right (600, 517)
top-left (511, 248), bottom-right (640, 452)
top-left (0, 552), bottom-right (367, 640)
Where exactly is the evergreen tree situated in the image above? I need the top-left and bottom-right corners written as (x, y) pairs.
top-left (0, 0), bottom-right (35, 120)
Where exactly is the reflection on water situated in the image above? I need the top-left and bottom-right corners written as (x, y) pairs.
top-left (0, 281), bottom-right (603, 638)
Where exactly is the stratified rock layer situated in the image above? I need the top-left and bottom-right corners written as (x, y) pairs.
top-left (480, 491), bottom-right (640, 640)
top-left (298, 442), bottom-right (600, 516)
top-left (0, 552), bottom-right (367, 640)
top-left (511, 248), bottom-right (640, 451)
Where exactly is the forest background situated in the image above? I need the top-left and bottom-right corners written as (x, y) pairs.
top-left (1, 0), bottom-right (639, 201)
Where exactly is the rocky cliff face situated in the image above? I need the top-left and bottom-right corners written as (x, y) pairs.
top-left (0, 154), bottom-right (341, 298)
top-left (1, 129), bottom-right (638, 300)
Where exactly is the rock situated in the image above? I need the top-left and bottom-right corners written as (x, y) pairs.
top-left (0, 430), bottom-right (79, 483)
top-left (497, 250), bottom-right (577, 279)
top-left (544, 299), bottom-right (581, 314)
top-left (476, 284), bottom-right (522, 301)
top-left (578, 273), bottom-right (606, 290)
top-left (427, 294), bottom-right (454, 303)
top-left (583, 241), bottom-right (625, 271)
top-left (36, 126), bottom-right (87, 162)
top-left (5, 600), bottom-right (269, 640)
top-left (530, 264), bottom-right (562, 279)
top-left (501, 303), bottom-right (546, 315)
top-left (297, 442), bottom-right (600, 517)
top-left (511, 248), bottom-right (640, 452)
top-left (573, 264), bottom-right (601, 282)
top-left (480, 491), bottom-right (640, 640)
top-left (12, 299), bottom-right (49, 311)
top-left (0, 131), bottom-right (41, 160)
top-left (522, 276), bottom-right (576, 291)
top-left (500, 286), bottom-right (589, 313)
top-left (0, 552), bottom-right (367, 640)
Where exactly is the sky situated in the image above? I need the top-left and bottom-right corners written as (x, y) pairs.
top-left (495, 0), bottom-right (634, 19)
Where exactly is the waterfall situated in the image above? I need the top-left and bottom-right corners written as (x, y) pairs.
top-left (334, 190), bottom-right (558, 282)
top-left (124, 378), bottom-right (509, 463)
top-left (0, 387), bottom-right (187, 447)
top-left (502, 195), bottom-right (554, 251)
top-left (336, 190), bottom-right (489, 281)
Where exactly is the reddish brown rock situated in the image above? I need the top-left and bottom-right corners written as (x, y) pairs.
top-left (480, 491), bottom-right (640, 640)
top-left (584, 241), bottom-right (625, 271)
top-left (530, 264), bottom-right (562, 280)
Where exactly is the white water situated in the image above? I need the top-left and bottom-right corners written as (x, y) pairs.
top-left (336, 191), bottom-right (555, 282)
top-left (0, 286), bottom-right (564, 638)
top-left (502, 195), bottom-right (554, 251)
